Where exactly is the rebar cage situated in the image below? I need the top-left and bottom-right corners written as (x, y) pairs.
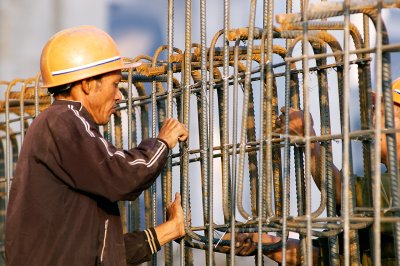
top-left (2, 0), bottom-right (400, 265)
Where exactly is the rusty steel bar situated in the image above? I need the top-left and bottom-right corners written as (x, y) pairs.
top-left (34, 72), bottom-right (41, 117)
top-left (373, 3), bottom-right (383, 266)
top-left (181, 0), bottom-right (192, 265)
top-left (236, 0), bottom-right (257, 221)
top-left (19, 78), bottom-right (35, 148)
top-left (300, 1), bottom-right (314, 265)
top-left (342, 1), bottom-right (353, 265)
top-left (198, 0), bottom-right (212, 263)
top-left (230, 39), bottom-right (240, 266)
top-left (208, 28), bottom-right (220, 261)
top-left (263, 0), bottom-right (276, 264)
top-left (126, 68), bottom-right (134, 233)
top-left (222, 0), bottom-right (232, 264)
top-left (5, 78), bottom-right (24, 208)
top-left (165, 2), bottom-right (175, 263)
top-left (222, 0), bottom-right (231, 224)
top-left (276, 0), bottom-right (400, 25)
top-left (150, 46), bottom-right (167, 266)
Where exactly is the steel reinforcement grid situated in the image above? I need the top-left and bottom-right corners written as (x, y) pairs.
top-left (2, 0), bottom-right (400, 265)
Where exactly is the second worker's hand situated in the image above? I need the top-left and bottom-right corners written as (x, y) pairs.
top-left (276, 107), bottom-right (315, 137)
top-left (157, 118), bottom-right (189, 149)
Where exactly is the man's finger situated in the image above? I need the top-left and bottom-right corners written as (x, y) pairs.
top-left (174, 192), bottom-right (181, 203)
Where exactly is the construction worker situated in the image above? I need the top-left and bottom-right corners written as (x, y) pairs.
top-left (5, 26), bottom-right (188, 266)
top-left (216, 81), bottom-right (399, 265)
top-left (273, 81), bottom-right (399, 264)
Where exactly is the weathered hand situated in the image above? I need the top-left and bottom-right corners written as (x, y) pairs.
top-left (166, 192), bottom-right (185, 238)
top-left (214, 233), bottom-right (257, 256)
top-left (157, 118), bottom-right (189, 149)
top-left (276, 107), bottom-right (315, 137)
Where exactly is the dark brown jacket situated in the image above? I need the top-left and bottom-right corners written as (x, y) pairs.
top-left (5, 100), bottom-right (167, 266)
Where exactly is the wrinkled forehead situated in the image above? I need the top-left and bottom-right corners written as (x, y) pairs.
top-left (101, 70), bottom-right (122, 81)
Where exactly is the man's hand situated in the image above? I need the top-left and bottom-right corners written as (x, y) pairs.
top-left (166, 192), bottom-right (185, 238)
top-left (154, 193), bottom-right (185, 246)
top-left (213, 233), bottom-right (256, 256)
top-left (276, 107), bottom-right (315, 137)
top-left (158, 118), bottom-right (189, 149)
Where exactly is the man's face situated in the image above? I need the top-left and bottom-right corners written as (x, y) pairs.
top-left (372, 103), bottom-right (400, 165)
top-left (86, 71), bottom-right (122, 125)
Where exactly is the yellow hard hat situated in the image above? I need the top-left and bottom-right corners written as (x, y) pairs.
top-left (391, 78), bottom-right (400, 106)
top-left (40, 25), bottom-right (141, 88)
top-left (372, 78), bottom-right (400, 106)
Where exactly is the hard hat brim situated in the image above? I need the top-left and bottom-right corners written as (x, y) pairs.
top-left (41, 61), bottom-right (142, 88)
top-left (122, 62), bottom-right (142, 70)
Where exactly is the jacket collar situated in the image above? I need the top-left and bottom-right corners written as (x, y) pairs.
top-left (52, 100), bottom-right (96, 126)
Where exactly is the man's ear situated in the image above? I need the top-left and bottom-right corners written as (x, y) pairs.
top-left (81, 79), bottom-right (96, 95)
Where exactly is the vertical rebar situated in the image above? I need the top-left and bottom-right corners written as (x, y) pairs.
top-left (258, 0), bottom-right (270, 263)
top-left (342, 1), bottom-right (351, 265)
top-left (263, 0), bottom-right (274, 264)
top-left (5, 79), bottom-right (23, 208)
top-left (230, 40), bottom-right (240, 266)
top-left (181, 0), bottom-right (192, 265)
top-left (34, 72), bottom-right (41, 117)
top-left (199, 0), bottom-right (212, 264)
top-left (237, 0), bottom-right (257, 221)
top-left (300, 0), bottom-right (313, 264)
top-left (166, 2), bottom-right (175, 264)
top-left (372, 5), bottom-right (383, 265)
top-left (222, 1), bottom-right (232, 264)
top-left (127, 68), bottom-right (133, 230)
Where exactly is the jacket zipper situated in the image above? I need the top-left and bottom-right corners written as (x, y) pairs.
top-left (100, 219), bottom-right (109, 264)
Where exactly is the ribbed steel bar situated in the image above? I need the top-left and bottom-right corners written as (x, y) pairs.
top-left (222, 0), bottom-right (231, 225)
top-left (300, 0), bottom-right (314, 264)
top-left (198, 0), bottom-right (212, 263)
top-left (359, 8), bottom-right (400, 265)
top-left (0, 138), bottom-right (5, 258)
top-left (126, 68), bottom-right (134, 232)
top-left (276, 0), bottom-right (400, 25)
top-left (342, 1), bottom-right (352, 265)
top-left (234, 61), bottom-right (260, 220)
top-left (34, 72), bottom-right (41, 117)
top-left (230, 39), bottom-right (240, 266)
top-left (207, 28), bottom-right (222, 263)
top-left (190, 69), bottom-right (211, 248)
top-left (182, 0), bottom-right (192, 265)
top-left (18, 78), bottom-right (35, 151)
top-left (285, 30), bottom-right (345, 265)
top-left (263, 0), bottom-right (276, 264)
top-left (167, 0), bottom-right (174, 120)
top-left (236, 0), bottom-right (257, 221)
top-left (282, 35), bottom-right (291, 266)
top-left (5, 79), bottom-right (24, 208)
top-left (0, 82), bottom-right (9, 239)
top-left (314, 31), bottom-right (342, 266)
top-left (150, 45), bottom-right (170, 266)
top-left (166, 4), bottom-right (176, 261)
top-left (258, 0), bottom-right (270, 263)
top-left (222, 0), bottom-right (232, 264)
top-left (358, 7), bottom-right (373, 231)
top-left (372, 2), bottom-right (383, 264)
top-left (133, 81), bottom-right (152, 243)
